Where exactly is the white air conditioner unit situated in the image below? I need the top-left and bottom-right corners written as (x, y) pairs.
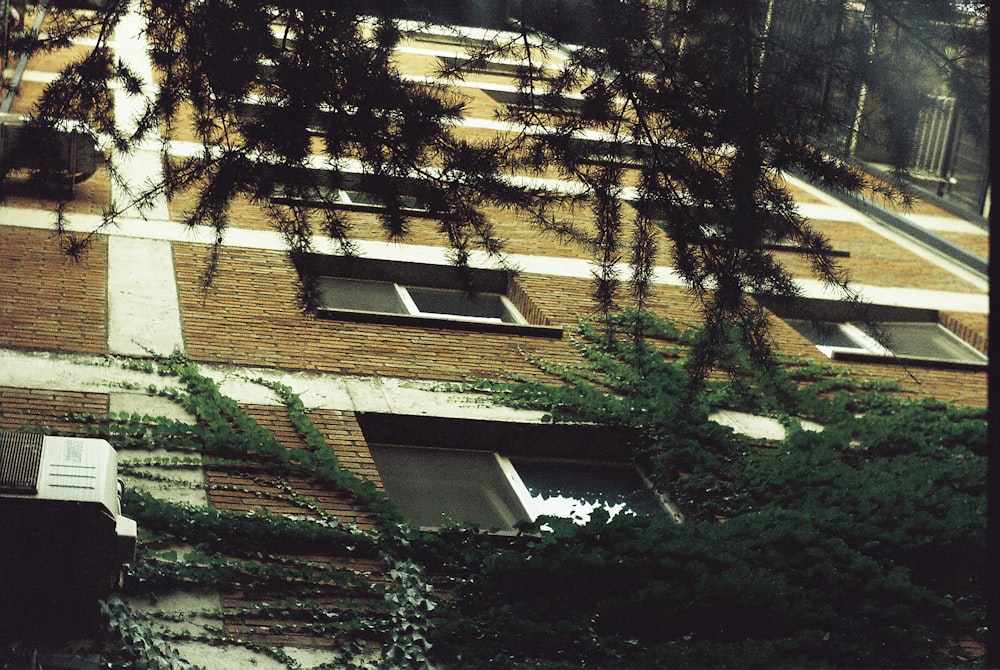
top-left (0, 431), bottom-right (137, 622)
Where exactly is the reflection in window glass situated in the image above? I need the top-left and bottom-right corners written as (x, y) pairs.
top-left (510, 458), bottom-right (660, 524)
top-left (786, 319), bottom-right (859, 349)
top-left (369, 446), bottom-right (662, 529)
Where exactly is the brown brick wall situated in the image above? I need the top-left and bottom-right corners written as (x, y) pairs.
top-left (311, 409), bottom-right (383, 490)
top-left (0, 387), bottom-right (110, 431)
top-left (204, 404), bottom-right (387, 650)
top-left (5, 28), bottom-right (111, 215)
top-left (940, 312), bottom-right (989, 355)
top-left (773, 218), bottom-right (985, 293)
top-left (768, 313), bottom-right (988, 408)
top-left (172, 241), bottom-right (986, 407)
top-left (173, 242), bottom-right (589, 383)
top-left (165, 177), bottom-right (987, 299)
top-left (817, 360), bottom-right (987, 408)
top-left (166, 185), bottom-right (602, 260)
top-left (0, 227), bottom-right (108, 355)
top-left (0, 168), bottom-right (112, 216)
top-left (206, 405), bottom-right (382, 530)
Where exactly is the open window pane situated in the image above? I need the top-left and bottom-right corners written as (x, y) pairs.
top-left (509, 458), bottom-right (660, 524)
top-left (860, 322), bottom-right (986, 363)
top-left (369, 445), bottom-right (532, 530)
top-left (786, 319), bottom-right (859, 349)
top-left (787, 315), bottom-right (986, 365)
top-left (316, 278), bottom-right (407, 314)
top-left (405, 287), bottom-right (519, 323)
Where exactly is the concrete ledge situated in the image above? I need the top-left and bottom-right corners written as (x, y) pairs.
top-left (316, 307), bottom-right (564, 338)
top-left (799, 172), bottom-right (988, 281)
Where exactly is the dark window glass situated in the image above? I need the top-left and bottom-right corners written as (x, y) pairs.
top-left (862, 322), bottom-right (986, 363)
top-left (786, 319), bottom-right (859, 349)
top-left (406, 287), bottom-right (515, 323)
top-left (316, 278), bottom-right (407, 314)
top-left (369, 445), bottom-right (531, 530)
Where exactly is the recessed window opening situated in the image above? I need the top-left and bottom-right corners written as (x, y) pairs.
top-left (441, 54), bottom-right (529, 77)
top-left (316, 277), bottom-right (526, 325)
top-left (786, 319), bottom-right (890, 358)
top-left (864, 321), bottom-right (987, 362)
top-left (510, 457), bottom-right (662, 524)
top-left (268, 172), bottom-right (430, 212)
top-left (482, 87), bottom-right (585, 114)
top-left (786, 318), bottom-right (987, 364)
top-left (686, 225), bottom-right (849, 256)
top-left (300, 255), bottom-right (561, 337)
top-left (340, 189), bottom-right (429, 212)
top-left (369, 444), bottom-right (662, 530)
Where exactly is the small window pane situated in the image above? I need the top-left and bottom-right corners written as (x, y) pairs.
top-left (509, 458), bottom-right (660, 524)
top-left (370, 445), bottom-right (531, 530)
top-left (342, 190), bottom-right (428, 211)
top-left (342, 190), bottom-right (384, 206)
top-left (316, 278), bottom-right (408, 314)
top-left (786, 319), bottom-right (859, 349)
top-left (406, 287), bottom-right (516, 323)
top-left (862, 322), bottom-right (986, 363)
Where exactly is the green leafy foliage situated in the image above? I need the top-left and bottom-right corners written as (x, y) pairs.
top-left (101, 597), bottom-right (202, 670)
top-left (416, 315), bottom-right (986, 668)
top-left (428, 510), bottom-right (957, 668)
top-left (4, 328), bottom-right (983, 669)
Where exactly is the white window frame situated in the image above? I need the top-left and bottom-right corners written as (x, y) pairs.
top-left (398, 284), bottom-right (527, 325)
top-left (494, 453), bottom-right (542, 521)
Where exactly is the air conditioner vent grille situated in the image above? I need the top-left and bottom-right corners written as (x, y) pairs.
top-left (0, 431), bottom-right (44, 494)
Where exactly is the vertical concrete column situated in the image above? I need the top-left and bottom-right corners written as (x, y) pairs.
top-left (106, 5), bottom-right (184, 356)
top-left (109, 392), bottom-right (206, 505)
top-left (112, 4), bottom-right (169, 221)
top-left (107, 235), bottom-right (185, 356)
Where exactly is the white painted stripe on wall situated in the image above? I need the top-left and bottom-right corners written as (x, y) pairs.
top-left (110, 6), bottom-right (169, 221)
top-left (107, 236), bottom-right (185, 356)
top-left (1, 205), bottom-right (987, 314)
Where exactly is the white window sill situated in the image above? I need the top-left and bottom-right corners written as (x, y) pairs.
top-left (828, 349), bottom-right (988, 371)
top-left (316, 307), bottom-right (564, 339)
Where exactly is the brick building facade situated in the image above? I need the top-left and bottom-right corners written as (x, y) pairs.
top-left (0, 5), bottom-right (988, 667)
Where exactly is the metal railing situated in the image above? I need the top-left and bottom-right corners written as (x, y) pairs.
top-left (911, 95), bottom-right (957, 178)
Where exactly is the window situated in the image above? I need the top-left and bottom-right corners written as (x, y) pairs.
top-left (441, 54), bottom-right (529, 78)
top-left (300, 254), bottom-right (562, 337)
top-left (786, 318), bottom-right (987, 366)
top-left (337, 189), bottom-right (428, 213)
top-left (316, 277), bottom-right (526, 325)
top-left (481, 87), bottom-right (585, 115)
top-left (269, 170), bottom-right (430, 213)
top-left (369, 444), bottom-right (663, 530)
